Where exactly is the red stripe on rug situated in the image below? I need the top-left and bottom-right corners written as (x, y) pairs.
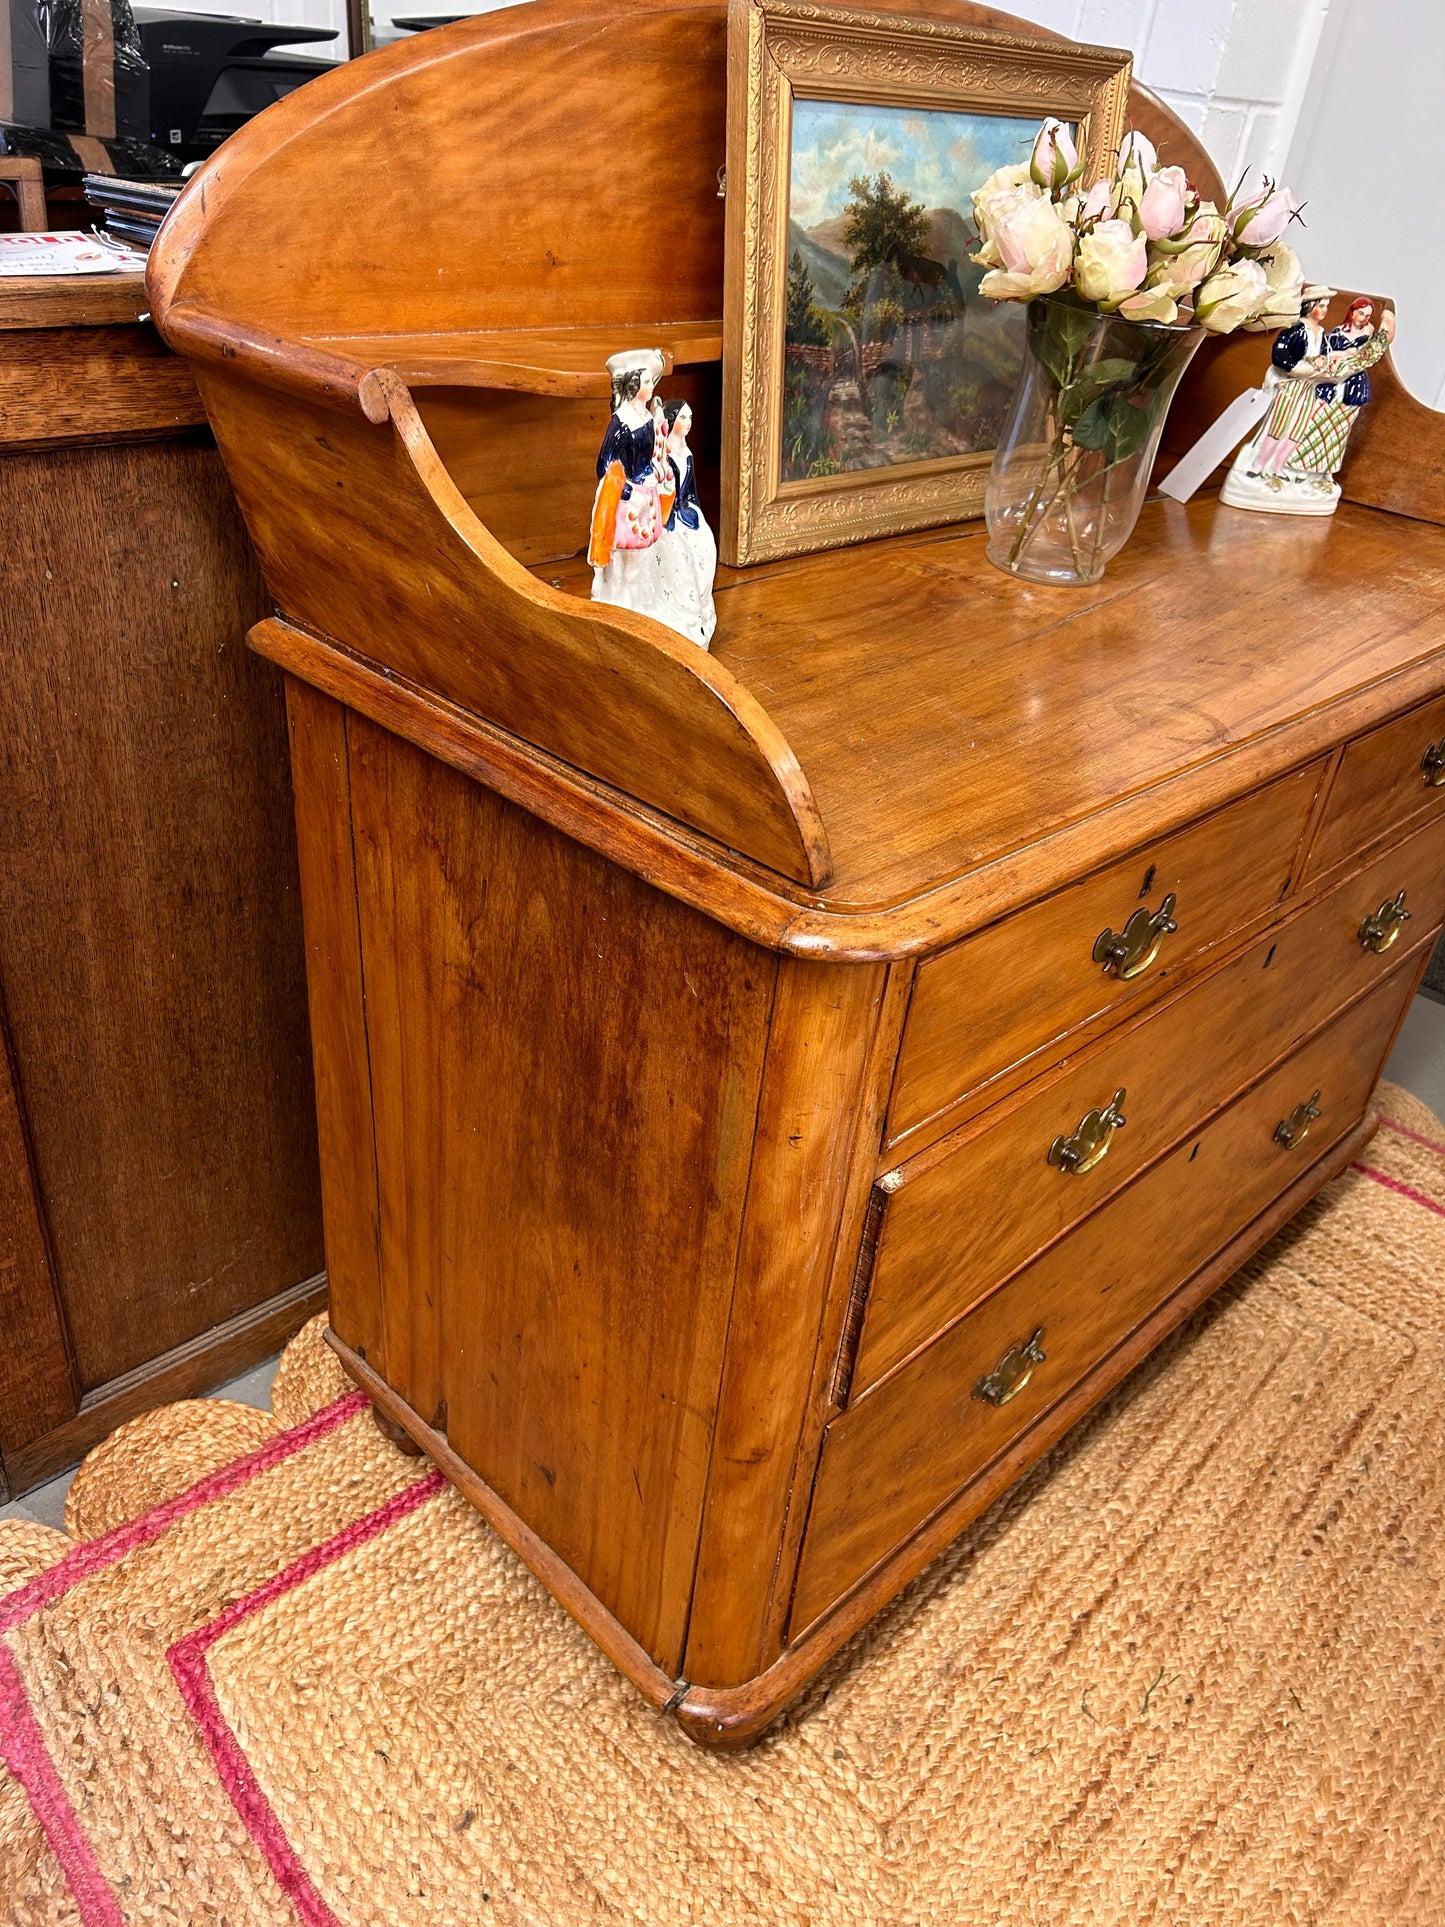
top-left (0, 1644), bottom-right (126, 1926)
top-left (1350, 1162), bottom-right (1445, 1220)
top-left (0, 1390), bottom-right (373, 1922)
top-left (168, 1469), bottom-right (445, 1926)
top-left (0, 1390), bottom-right (369, 1635)
top-left (1379, 1115), bottom-right (1445, 1161)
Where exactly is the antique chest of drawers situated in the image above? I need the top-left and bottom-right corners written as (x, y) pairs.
top-left (149, 0), bottom-right (1445, 1747)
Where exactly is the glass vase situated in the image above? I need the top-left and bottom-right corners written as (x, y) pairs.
top-left (985, 293), bottom-right (1205, 586)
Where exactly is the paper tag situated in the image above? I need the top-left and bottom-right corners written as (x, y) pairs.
top-left (1158, 386), bottom-right (1273, 503)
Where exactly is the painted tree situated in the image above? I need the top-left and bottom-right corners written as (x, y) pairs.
top-left (842, 172), bottom-right (930, 281)
top-left (786, 249), bottom-right (830, 346)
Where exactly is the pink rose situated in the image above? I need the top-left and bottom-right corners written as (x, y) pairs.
top-left (1231, 183), bottom-right (1299, 248)
top-left (977, 187), bottom-right (1074, 300)
top-left (1030, 117), bottom-right (1080, 192)
top-left (1137, 164), bottom-right (1188, 241)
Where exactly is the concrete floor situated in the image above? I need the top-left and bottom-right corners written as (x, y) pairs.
top-left (4, 991), bottom-right (1444, 1535)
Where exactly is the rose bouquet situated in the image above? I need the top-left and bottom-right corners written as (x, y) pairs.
top-left (974, 121), bottom-right (1304, 583)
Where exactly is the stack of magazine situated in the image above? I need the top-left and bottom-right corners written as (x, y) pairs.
top-left (81, 176), bottom-right (182, 254)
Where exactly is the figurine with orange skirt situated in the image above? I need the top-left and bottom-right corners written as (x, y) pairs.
top-left (589, 347), bottom-right (713, 648)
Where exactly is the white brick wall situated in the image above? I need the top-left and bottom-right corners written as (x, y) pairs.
top-left (138, 1), bottom-right (1325, 174)
top-left (1023, 0), bottom-right (1327, 188)
top-left (139, 0), bottom-right (1441, 405)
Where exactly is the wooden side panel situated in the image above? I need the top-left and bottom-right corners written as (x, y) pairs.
top-left (0, 997), bottom-right (74, 1459)
top-left (201, 369), bottom-right (830, 890)
top-left (344, 716), bottom-right (776, 1670)
top-left (683, 955), bottom-right (885, 1688)
top-left (0, 437), bottom-right (323, 1391)
top-left (285, 681), bottom-right (383, 1368)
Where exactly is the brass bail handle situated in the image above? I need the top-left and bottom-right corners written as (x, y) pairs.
top-left (1359, 889), bottom-right (1411, 954)
top-left (973, 1328), bottom-right (1046, 1408)
top-left (1048, 1089), bottom-right (1128, 1175)
top-left (1274, 1090), bottom-right (1322, 1151)
top-left (1093, 893), bottom-right (1178, 981)
top-left (1422, 739), bottom-right (1445, 788)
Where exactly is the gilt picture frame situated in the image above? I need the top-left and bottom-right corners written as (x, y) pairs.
top-left (720, 0), bottom-right (1132, 566)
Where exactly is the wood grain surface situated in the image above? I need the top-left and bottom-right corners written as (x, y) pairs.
top-left (1303, 688), bottom-right (1445, 883)
top-left (0, 437), bottom-right (322, 1393)
top-left (339, 713), bottom-right (776, 1669)
top-left (792, 966), bottom-right (1418, 1632)
top-left (198, 368), bottom-right (832, 888)
top-left (0, 274), bottom-right (150, 331)
top-left (683, 955), bottom-right (885, 1687)
top-left (675, 1109), bottom-right (1380, 1749)
top-left (888, 763), bottom-right (1321, 1148)
top-left (0, 322), bottom-right (203, 451)
top-left (284, 682), bottom-right (385, 1372)
top-left (856, 813), bottom-right (1445, 1394)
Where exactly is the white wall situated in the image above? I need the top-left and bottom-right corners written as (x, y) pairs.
top-left (140, 0), bottom-right (1440, 403)
top-left (1283, 0), bottom-right (1445, 407)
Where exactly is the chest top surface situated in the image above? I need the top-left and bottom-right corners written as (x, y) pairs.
top-left (705, 496), bottom-right (1445, 917)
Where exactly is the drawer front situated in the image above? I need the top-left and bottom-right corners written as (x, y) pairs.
top-left (1304, 691), bottom-right (1445, 885)
top-left (890, 764), bottom-right (1322, 1148)
top-left (854, 807), bottom-right (1445, 1395)
top-left (793, 967), bottom-right (1412, 1634)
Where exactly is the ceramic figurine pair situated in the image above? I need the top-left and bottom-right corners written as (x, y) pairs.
top-left (588, 348), bottom-right (717, 648)
top-left (1222, 287), bottom-right (1396, 516)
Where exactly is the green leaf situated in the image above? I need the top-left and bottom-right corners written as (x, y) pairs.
top-left (1071, 390), bottom-right (1155, 462)
top-left (1029, 292), bottom-right (1100, 388)
top-left (1069, 395), bottom-right (1112, 448)
top-left (1058, 357), bottom-right (1140, 425)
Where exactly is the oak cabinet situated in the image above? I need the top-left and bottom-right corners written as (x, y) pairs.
top-left (0, 279), bottom-right (325, 1497)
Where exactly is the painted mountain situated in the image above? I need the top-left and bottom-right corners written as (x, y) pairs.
top-left (787, 206), bottom-right (978, 314)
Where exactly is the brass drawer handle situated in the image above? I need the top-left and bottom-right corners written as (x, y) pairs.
top-left (1422, 740), bottom-right (1445, 788)
top-left (1093, 893), bottom-right (1178, 981)
top-left (1048, 1089), bottom-right (1128, 1175)
top-left (1274, 1090), bottom-right (1322, 1151)
top-left (1359, 889), bottom-right (1411, 954)
top-left (973, 1328), bottom-right (1046, 1407)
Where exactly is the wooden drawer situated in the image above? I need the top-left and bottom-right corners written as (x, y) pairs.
top-left (1304, 690), bottom-right (1445, 884)
top-left (853, 806), bottom-right (1445, 1396)
top-left (889, 763), bottom-right (1322, 1150)
top-left (793, 966), bottom-right (1413, 1633)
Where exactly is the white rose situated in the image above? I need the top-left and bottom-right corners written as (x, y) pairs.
top-left (1145, 212), bottom-right (1227, 297)
top-left (1115, 286), bottom-right (1180, 325)
top-left (1196, 259), bottom-right (1269, 333)
top-left (1075, 218), bottom-right (1148, 305)
top-left (977, 188), bottom-right (1074, 300)
top-left (1243, 241), bottom-right (1305, 331)
top-left (1080, 177), bottom-right (1115, 222)
top-left (971, 163), bottom-right (1036, 265)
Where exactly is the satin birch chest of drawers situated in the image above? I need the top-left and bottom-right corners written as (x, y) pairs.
top-left (149, 0), bottom-right (1445, 1746)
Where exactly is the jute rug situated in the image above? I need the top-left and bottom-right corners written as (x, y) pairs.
top-left (3, 1079), bottom-right (1444, 1926)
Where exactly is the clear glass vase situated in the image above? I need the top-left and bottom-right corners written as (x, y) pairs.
top-left (985, 293), bottom-right (1205, 586)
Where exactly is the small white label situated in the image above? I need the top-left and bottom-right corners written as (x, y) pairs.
top-left (1158, 386), bottom-right (1273, 504)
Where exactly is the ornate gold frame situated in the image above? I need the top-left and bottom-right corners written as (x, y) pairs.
top-left (720, 0), bottom-right (1132, 566)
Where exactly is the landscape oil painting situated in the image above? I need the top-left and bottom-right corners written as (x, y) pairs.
top-left (781, 99), bottom-right (1051, 486)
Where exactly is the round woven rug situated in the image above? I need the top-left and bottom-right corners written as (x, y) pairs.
top-left (2, 1079), bottom-right (1444, 1926)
